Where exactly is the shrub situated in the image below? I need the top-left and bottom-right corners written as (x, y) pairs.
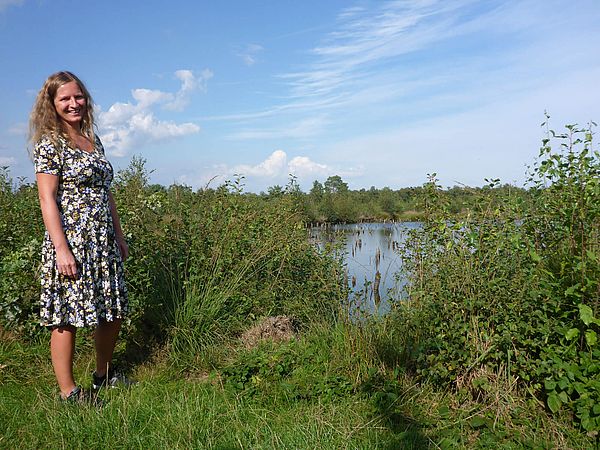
top-left (0, 168), bottom-right (44, 336)
top-left (0, 159), bottom-right (345, 367)
top-left (390, 121), bottom-right (600, 433)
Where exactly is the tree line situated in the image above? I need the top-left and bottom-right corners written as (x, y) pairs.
top-left (231, 174), bottom-right (529, 224)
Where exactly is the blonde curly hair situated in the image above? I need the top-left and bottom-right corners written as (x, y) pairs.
top-left (29, 71), bottom-right (96, 155)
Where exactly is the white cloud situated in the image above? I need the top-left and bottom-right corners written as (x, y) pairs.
top-left (132, 88), bottom-right (172, 108)
top-left (100, 113), bottom-right (199, 157)
top-left (97, 69), bottom-right (210, 156)
top-left (288, 156), bottom-right (329, 178)
top-left (165, 69), bottom-right (213, 111)
top-left (234, 150), bottom-right (288, 178)
top-left (0, 0), bottom-right (23, 13)
top-left (178, 150), bottom-right (362, 191)
top-left (236, 43), bottom-right (264, 67)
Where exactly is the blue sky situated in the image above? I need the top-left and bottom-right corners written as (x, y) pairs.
top-left (1, 0), bottom-right (599, 192)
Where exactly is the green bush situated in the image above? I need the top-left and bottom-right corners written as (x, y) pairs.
top-left (389, 122), bottom-right (599, 433)
top-left (111, 160), bottom-right (345, 363)
top-left (0, 159), bottom-right (344, 369)
top-left (0, 168), bottom-right (45, 336)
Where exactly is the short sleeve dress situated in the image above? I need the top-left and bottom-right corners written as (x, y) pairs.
top-left (34, 135), bottom-right (128, 328)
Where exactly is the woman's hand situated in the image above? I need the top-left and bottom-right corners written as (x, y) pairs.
top-left (55, 246), bottom-right (78, 279)
top-left (116, 235), bottom-right (129, 261)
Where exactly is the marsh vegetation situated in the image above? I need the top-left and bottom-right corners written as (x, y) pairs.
top-left (1, 122), bottom-right (598, 448)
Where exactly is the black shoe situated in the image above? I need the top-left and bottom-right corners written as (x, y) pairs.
top-left (61, 386), bottom-right (104, 407)
top-left (92, 368), bottom-right (136, 390)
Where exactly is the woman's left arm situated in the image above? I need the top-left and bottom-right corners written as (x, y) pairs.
top-left (108, 191), bottom-right (128, 261)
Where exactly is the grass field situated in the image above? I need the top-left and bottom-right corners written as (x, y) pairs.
top-left (1, 325), bottom-right (593, 450)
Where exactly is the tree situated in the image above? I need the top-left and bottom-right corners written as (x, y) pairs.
top-left (310, 180), bottom-right (324, 199)
top-left (379, 187), bottom-right (397, 217)
top-left (324, 175), bottom-right (348, 194)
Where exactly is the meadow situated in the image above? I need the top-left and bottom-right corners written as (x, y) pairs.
top-left (0, 122), bottom-right (598, 449)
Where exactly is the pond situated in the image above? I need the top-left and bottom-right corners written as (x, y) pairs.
top-left (309, 222), bottom-right (421, 313)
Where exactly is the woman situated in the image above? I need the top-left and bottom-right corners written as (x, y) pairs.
top-left (29, 71), bottom-right (130, 402)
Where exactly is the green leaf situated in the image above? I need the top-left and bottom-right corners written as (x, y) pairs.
top-left (469, 416), bottom-right (487, 429)
top-left (544, 380), bottom-right (556, 391)
top-left (438, 405), bottom-right (450, 418)
top-left (565, 284), bottom-right (581, 298)
top-left (529, 249), bottom-right (541, 263)
top-left (565, 328), bottom-right (579, 340)
top-left (558, 377), bottom-right (570, 390)
top-left (585, 330), bottom-right (597, 347)
top-left (574, 382), bottom-right (587, 396)
top-left (558, 391), bottom-right (569, 403)
top-left (579, 304), bottom-right (595, 326)
top-left (547, 393), bottom-right (561, 413)
top-left (581, 417), bottom-right (593, 431)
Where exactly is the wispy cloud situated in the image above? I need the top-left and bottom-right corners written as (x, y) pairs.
top-left (281, 0), bottom-right (473, 99)
top-left (213, 1), bottom-right (488, 137)
top-left (216, 0), bottom-right (600, 148)
top-left (97, 69), bottom-right (211, 156)
top-left (198, 94), bottom-right (345, 122)
top-left (227, 115), bottom-right (329, 140)
top-left (236, 43), bottom-right (264, 67)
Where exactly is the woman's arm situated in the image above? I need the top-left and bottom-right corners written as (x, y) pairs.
top-left (108, 191), bottom-right (128, 261)
top-left (36, 173), bottom-right (78, 278)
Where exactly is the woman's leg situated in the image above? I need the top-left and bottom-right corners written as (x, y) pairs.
top-left (94, 318), bottom-right (122, 377)
top-left (50, 325), bottom-right (77, 398)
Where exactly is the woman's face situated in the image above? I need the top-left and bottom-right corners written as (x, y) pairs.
top-left (53, 81), bottom-right (86, 129)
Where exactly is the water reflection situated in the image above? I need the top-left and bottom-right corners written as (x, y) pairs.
top-left (309, 222), bottom-right (421, 313)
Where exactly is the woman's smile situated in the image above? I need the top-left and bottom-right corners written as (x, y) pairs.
top-left (53, 81), bottom-right (86, 127)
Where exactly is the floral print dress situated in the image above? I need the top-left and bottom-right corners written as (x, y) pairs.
top-left (34, 135), bottom-right (128, 328)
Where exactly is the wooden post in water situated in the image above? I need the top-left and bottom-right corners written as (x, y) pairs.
top-left (373, 270), bottom-right (381, 305)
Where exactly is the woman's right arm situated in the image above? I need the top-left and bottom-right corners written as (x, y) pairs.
top-left (36, 173), bottom-right (78, 278)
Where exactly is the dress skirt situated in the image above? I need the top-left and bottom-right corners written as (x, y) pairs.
top-left (34, 136), bottom-right (128, 328)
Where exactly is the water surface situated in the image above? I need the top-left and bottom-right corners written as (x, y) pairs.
top-left (309, 222), bottom-right (421, 313)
